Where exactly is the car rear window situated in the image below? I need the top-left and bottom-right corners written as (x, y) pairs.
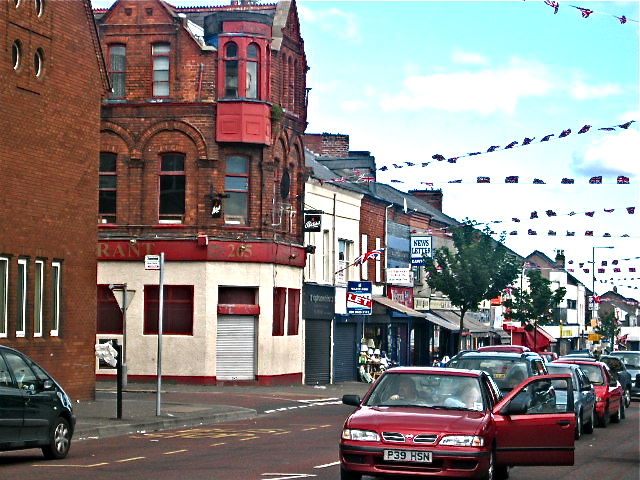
top-left (448, 357), bottom-right (528, 390)
top-left (579, 364), bottom-right (604, 385)
top-left (615, 353), bottom-right (640, 369)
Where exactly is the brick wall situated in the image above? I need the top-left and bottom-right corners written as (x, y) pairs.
top-left (304, 133), bottom-right (350, 157)
top-left (0, 0), bottom-right (105, 400)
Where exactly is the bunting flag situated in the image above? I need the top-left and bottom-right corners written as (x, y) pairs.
top-left (541, 1), bottom-right (639, 23)
top-left (381, 176), bottom-right (633, 185)
top-left (374, 119), bottom-right (636, 172)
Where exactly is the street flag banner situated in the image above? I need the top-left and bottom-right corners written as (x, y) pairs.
top-left (354, 249), bottom-right (384, 266)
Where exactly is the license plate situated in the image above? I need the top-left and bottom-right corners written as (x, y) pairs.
top-left (383, 449), bottom-right (432, 463)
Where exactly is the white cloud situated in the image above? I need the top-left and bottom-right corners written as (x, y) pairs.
top-left (297, 5), bottom-right (359, 41)
top-left (571, 129), bottom-right (640, 177)
top-left (451, 49), bottom-right (490, 66)
top-left (570, 81), bottom-right (622, 100)
top-left (379, 60), bottom-right (552, 114)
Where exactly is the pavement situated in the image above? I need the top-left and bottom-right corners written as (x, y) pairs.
top-left (73, 380), bottom-right (371, 441)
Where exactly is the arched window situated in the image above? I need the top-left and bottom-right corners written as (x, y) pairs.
top-left (246, 43), bottom-right (259, 99)
top-left (224, 42), bottom-right (239, 97)
top-left (159, 153), bottom-right (185, 223)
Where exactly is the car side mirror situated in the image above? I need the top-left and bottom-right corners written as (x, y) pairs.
top-left (42, 379), bottom-right (54, 391)
top-left (342, 394), bottom-right (361, 407)
top-left (500, 393), bottom-right (530, 415)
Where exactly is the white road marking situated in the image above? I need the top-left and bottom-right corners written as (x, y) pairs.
top-left (314, 461), bottom-right (340, 469)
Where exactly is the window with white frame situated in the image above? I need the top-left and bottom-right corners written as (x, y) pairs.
top-left (17, 259), bottom-right (27, 337)
top-left (360, 234), bottom-right (368, 280)
top-left (108, 44), bottom-right (126, 98)
top-left (0, 257), bottom-right (7, 337)
top-left (33, 260), bottom-right (43, 337)
top-left (50, 261), bottom-right (61, 336)
top-left (152, 43), bottom-right (170, 97)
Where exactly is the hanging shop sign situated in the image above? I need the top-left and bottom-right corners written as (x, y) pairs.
top-left (411, 236), bottom-right (432, 266)
top-left (386, 268), bottom-right (413, 286)
top-left (304, 212), bottom-right (322, 232)
top-left (347, 281), bottom-right (372, 315)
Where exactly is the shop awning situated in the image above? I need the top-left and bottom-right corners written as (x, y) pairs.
top-left (424, 312), bottom-right (459, 330)
top-left (372, 296), bottom-right (426, 318)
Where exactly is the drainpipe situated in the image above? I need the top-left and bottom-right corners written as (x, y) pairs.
top-left (197, 63), bottom-right (204, 101)
top-left (332, 193), bottom-right (337, 285)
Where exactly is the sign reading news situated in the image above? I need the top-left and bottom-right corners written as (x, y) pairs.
top-left (346, 281), bottom-right (372, 315)
top-left (411, 236), bottom-right (432, 266)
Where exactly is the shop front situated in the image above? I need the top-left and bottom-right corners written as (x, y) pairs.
top-left (303, 284), bottom-right (335, 385)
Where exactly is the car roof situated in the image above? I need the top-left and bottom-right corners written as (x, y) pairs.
top-left (454, 351), bottom-right (542, 360)
top-left (553, 359), bottom-right (604, 366)
top-left (383, 366), bottom-right (483, 378)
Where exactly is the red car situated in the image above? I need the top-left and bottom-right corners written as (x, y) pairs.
top-left (477, 345), bottom-right (530, 354)
top-left (340, 367), bottom-right (575, 480)
top-left (553, 359), bottom-right (624, 427)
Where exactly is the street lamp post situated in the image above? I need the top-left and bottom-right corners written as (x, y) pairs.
top-left (591, 246), bottom-right (614, 322)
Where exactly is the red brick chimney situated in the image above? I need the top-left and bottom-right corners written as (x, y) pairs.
top-left (304, 133), bottom-right (349, 157)
top-left (409, 189), bottom-right (443, 212)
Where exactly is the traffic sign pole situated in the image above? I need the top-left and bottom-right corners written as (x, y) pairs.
top-left (156, 252), bottom-right (164, 416)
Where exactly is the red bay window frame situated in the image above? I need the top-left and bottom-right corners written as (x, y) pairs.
top-left (217, 35), bottom-right (268, 101)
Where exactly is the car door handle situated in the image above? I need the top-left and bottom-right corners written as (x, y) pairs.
top-left (556, 420), bottom-right (570, 426)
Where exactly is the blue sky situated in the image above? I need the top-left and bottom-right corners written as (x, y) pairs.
top-left (93, 0), bottom-right (639, 298)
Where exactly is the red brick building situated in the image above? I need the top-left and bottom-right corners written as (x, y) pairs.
top-left (0, 0), bottom-right (108, 400)
top-left (94, 0), bottom-right (309, 384)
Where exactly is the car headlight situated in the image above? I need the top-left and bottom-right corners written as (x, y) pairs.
top-left (439, 435), bottom-right (484, 447)
top-left (341, 429), bottom-right (380, 441)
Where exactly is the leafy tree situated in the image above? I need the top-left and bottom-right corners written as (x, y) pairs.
top-left (503, 269), bottom-right (567, 327)
top-left (423, 221), bottom-right (521, 351)
top-left (594, 310), bottom-right (620, 348)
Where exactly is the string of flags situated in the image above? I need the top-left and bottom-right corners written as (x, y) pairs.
top-left (373, 119), bottom-right (636, 174)
top-left (406, 175), bottom-right (632, 185)
top-left (481, 206), bottom-right (636, 225)
top-left (542, 1), bottom-right (638, 24)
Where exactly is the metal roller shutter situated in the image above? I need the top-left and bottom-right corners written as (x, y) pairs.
top-left (304, 319), bottom-right (331, 385)
top-left (216, 315), bottom-right (256, 381)
top-left (333, 322), bottom-right (357, 382)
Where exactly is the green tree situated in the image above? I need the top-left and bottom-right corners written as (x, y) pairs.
top-left (423, 222), bottom-right (521, 351)
top-left (503, 269), bottom-right (567, 327)
top-left (594, 310), bottom-right (620, 348)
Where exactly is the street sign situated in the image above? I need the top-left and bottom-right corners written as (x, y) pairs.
top-left (411, 236), bottom-right (432, 266)
top-left (145, 254), bottom-right (161, 270)
top-left (347, 281), bottom-right (372, 315)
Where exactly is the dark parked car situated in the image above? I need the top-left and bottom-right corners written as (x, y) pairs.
top-left (0, 345), bottom-right (75, 459)
top-left (339, 367), bottom-right (576, 480)
top-left (608, 351), bottom-right (640, 398)
top-left (546, 363), bottom-right (596, 439)
top-left (553, 359), bottom-right (624, 427)
top-left (447, 351), bottom-right (547, 394)
top-left (600, 354), bottom-right (633, 408)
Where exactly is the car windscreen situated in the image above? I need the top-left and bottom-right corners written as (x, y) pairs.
top-left (615, 352), bottom-right (640, 369)
top-left (365, 373), bottom-right (485, 411)
top-left (448, 357), bottom-right (528, 391)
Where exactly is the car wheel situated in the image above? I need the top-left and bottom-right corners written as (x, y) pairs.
top-left (611, 403), bottom-right (621, 423)
top-left (482, 449), bottom-right (496, 480)
top-left (42, 417), bottom-right (71, 460)
top-left (623, 388), bottom-right (631, 408)
top-left (574, 410), bottom-right (582, 440)
top-left (583, 407), bottom-right (595, 434)
top-left (597, 406), bottom-right (609, 428)
top-left (340, 467), bottom-right (361, 480)
top-left (620, 400), bottom-right (626, 420)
